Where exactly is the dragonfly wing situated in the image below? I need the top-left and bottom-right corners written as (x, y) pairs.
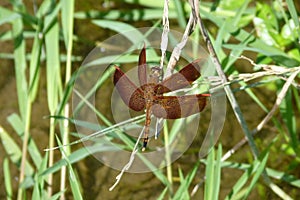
top-left (155, 59), bottom-right (206, 94)
top-left (138, 46), bottom-right (148, 86)
top-left (152, 94), bottom-right (209, 119)
top-left (114, 67), bottom-right (145, 111)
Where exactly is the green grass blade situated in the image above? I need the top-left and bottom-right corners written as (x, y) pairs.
top-left (201, 145), bottom-right (222, 200)
top-left (267, 168), bottom-right (300, 188)
top-left (91, 20), bottom-right (160, 57)
top-left (49, 190), bottom-right (66, 200)
top-left (7, 113), bottom-right (24, 134)
top-left (3, 158), bottom-right (13, 200)
top-left (279, 88), bottom-right (298, 153)
top-left (173, 0), bottom-right (186, 28)
top-left (56, 136), bottom-right (83, 200)
top-left (215, 0), bottom-right (252, 70)
top-left (41, 142), bottom-right (118, 176)
top-left (156, 187), bottom-right (168, 200)
top-left (0, 126), bottom-right (34, 176)
top-left (58, 1), bottom-right (75, 196)
top-left (7, 113), bottom-right (43, 168)
top-left (28, 24), bottom-right (42, 102)
top-left (11, 6), bottom-right (28, 121)
top-left (92, 20), bottom-right (145, 45)
top-left (75, 9), bottom-right (177, 21)
top-left (43, 2), bottom-right (61, 35)
top-left (124, 0), bottom-right (170, 9)
top-left (32, 175), bottom-right (41, 199)
top-left (292, 87), bottom-right (300, 113)
top-left (45, 9), bottom-right (60, 114)
top-left (212, 144), bottom-right (222, 200)
top-left (224, 149), bottom-right (269, 200)
top-left (36, 0), bottom-right (54, 16)
top-left (204, 147), bottom-right (215, 200)
top-left (220, 160), bottom-right (300, 188)
top-left (200, 7), bottom-right (299, 67)
top-left (0, 6), bottom-right (20, 25)
top-left (61, 0), bottom-right (74, 50)
top-left (177, 168), bottom-right (189, 199)
top-left (242, 150), bottom-right (269, 200)
top-left (214, 19), bottom-right (233, 64)
top-left (224, 167), bottom-right (256, 199)
top-left (286, 0), bottom-right (300, 42)
top-left (55, 70), bottom-right (77, 116)
top-left (33, 152), bottom-right (49, 200)
top-left (163, 122), bottom-right (173, 194)
top-left (173, 161), bottom-right (200, 199)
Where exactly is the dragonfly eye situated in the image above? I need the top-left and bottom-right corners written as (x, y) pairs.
top-left (150, 66), bottom-right (160, 71)
top-left (148, 66), bottom-right (161, 83)
top-left (151, 67), bottom-right (161, 74)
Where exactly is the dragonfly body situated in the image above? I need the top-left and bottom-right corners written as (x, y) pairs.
top-left (113, 47), bottom-right (209, 151)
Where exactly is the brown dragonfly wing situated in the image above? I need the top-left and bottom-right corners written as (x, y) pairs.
top-left (114, 67), bottom-right (145, 111)
top-left (152, 94), bottom-right (209, 119)
top-left (155, 59), bottom-right (206, 94)
top-left (138, 46), bottom-right (147, 86)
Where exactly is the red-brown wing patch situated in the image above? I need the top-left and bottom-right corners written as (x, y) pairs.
top-left (114, 67), bottom-right (145, 111)
top-left (151, 94), bottom-right (208, 119)
top-left (155, 59), bottom-right (206, 94)
top-left (138, 46), bottom-right (147, 86)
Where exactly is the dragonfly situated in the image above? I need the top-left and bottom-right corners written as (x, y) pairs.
top-left (113, 47), bottom-right (210, 151)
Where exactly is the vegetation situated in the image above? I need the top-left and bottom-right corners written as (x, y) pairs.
top-left (0, 0), bottom-right (299, 199)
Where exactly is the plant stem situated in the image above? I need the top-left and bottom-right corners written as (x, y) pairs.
top-left (47, 117), bottom-right (56, 196)
top-left (17, 101), bottom-right (32, 200)
top-left (164, 122), bottom-right (173, 197)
